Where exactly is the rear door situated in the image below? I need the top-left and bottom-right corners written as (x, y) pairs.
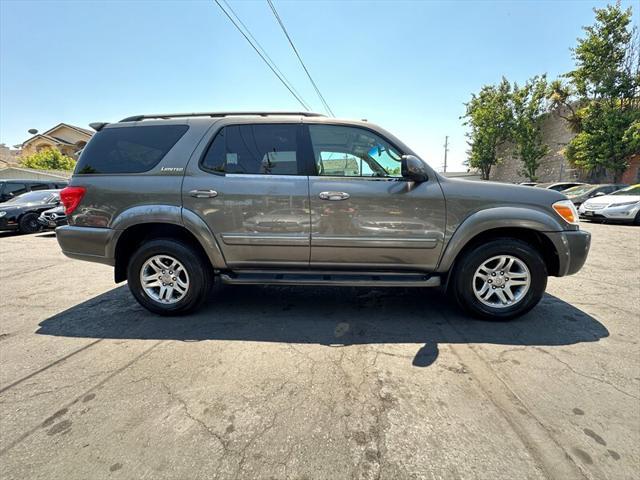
top-left (182, 122), bottom-right (311, 268)
top-left (305, 123), bottom-right (446, 271)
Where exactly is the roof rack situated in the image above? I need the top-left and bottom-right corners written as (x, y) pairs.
top-left (119, 111), bottom-right (326, 122)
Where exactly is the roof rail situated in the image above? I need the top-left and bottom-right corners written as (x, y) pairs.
top-left (119, 112), bottom-right (326, 122)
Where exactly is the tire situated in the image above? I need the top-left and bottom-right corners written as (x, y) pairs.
top-left (18, 213), bottom-right (42, 234)
top-left (451, 238), bottom-right (547, 321)
top-left (127, 238), bottom-right (213, 316)
top-left (633, 211), bottom-right (640, 226)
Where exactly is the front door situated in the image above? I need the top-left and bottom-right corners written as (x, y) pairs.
top-left (306, 124), bottom-right (446, 271)
top-left (183, 122), bottom-right (311, 268)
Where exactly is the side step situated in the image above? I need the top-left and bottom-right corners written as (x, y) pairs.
top-left (219, 270), bottom-right (441, 288)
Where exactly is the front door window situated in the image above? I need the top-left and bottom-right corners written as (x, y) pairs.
top-left (308, 125), bottom-right (403, 178)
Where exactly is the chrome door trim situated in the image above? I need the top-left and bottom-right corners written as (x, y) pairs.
top-left (221, 233), bottom-right (310, 246)
top-left (311, 236), bottom-right (438, 249)
top-left (225, 174), bottom-right (309, 180)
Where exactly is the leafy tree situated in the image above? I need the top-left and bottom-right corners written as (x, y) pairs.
top-left (512, 76), bottom-right (550, 181)
top-left (548, 3), bottom-right (640, 181)
top-left (21, 148), bottom-right (76, 171)
top-left (463, 78), bottom-right (513, 180)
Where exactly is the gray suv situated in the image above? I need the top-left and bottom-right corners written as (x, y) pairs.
top-left (56, 112), bottom-right (590, 319)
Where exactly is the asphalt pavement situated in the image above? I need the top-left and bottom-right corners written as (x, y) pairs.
top-left (0, 223), bottom-right (638, 480)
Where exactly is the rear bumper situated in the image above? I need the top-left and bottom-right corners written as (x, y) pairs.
top-left (545, 229), bottom-right (591, 276)
top-left (56, 225), bottom-right (116, 266)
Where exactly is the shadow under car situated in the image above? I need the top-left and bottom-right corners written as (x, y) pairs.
top-left (36, 285), bottom-right (609, 368)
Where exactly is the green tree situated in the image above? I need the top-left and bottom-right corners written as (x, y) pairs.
top-left (463, 78), bottom-right (513, 180)
top-left (548, 3), bottom-right (640, 181)
top-left (512, 76), bottom-right (550, 181)
top-left (20, 148), bottom-right (76, 171)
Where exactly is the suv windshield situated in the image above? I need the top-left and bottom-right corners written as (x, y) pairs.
top-left (4, 191), bottom-right (58, 204)
top-left (563, 185), bottom-right (596, 195)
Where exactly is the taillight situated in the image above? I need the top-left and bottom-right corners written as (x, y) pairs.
top-left (60, 186), bottom-right (86, 215)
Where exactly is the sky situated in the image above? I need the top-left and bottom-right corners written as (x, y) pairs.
top-left (1, 0), bottom-right (637, 172)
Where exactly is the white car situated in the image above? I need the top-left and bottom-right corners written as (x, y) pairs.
top-left (578, 184), bottom-right (640, 224)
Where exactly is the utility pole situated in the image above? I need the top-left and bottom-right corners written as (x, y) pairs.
top-left (443, 136), bottom-right (449, 173)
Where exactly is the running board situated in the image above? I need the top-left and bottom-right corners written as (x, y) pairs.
top-left (220, 270), bottom-right (441, 287)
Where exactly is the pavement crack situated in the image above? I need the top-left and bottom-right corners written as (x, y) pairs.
top-left (533, 347), bottom-right (639, 400)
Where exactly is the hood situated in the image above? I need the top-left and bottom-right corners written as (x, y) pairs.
top-left (43, 205), bottom-right (66, 215)
top-left (441, 177), bottom-right (566, 205)
top-left (584, 194), bottom-right (640, 206)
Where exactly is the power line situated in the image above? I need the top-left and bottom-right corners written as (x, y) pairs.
top-left (220, 0), bottom-right (311, 111)
top-left (266, 0), bottom-right (335, 117)
top-left (213, 0), bottom-right (311, 111)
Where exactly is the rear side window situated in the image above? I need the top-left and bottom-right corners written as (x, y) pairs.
top-left (30, 183), bottom-right (50, 191)
top-left (201, 124), bottom-right (300, 175)
top-left (3, 183), bottom-right (27, 198)
top-left (75, 125), bottom-right (188, 174)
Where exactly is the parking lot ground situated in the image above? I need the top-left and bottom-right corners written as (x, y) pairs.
top-left (0, 223), bottom-right (638, 480)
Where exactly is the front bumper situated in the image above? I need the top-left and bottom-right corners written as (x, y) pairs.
top-left (0, 217), bottom-right (18, 231)
top-left (545, 229), bottom-right (591, 276)
top-left (579, 203), bottom-right (639, 222)
top-left (55, 225), bottom-right (117, 266)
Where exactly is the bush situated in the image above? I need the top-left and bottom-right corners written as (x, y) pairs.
top-left (21, 148), bottom-right (76, 171)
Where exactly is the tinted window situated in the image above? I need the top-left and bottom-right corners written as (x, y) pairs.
top-left (3, 183), bottom-right (27, 198)
top-left (308, 125), bottom-right (402, 177)
top-left (30, 183), bottom-right (49, 191)
top-left (76, 125), bottom-right (188, 174)
top-left (201, 124), bottom-right (300, 175)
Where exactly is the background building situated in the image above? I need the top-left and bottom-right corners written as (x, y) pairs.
top-left (20, 123), bottom-right (93, 159)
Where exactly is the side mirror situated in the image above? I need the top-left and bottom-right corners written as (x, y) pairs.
top-left (401, 155), bottom-right (429, 182)
top-left (594, 191), bottom-right (606, 197)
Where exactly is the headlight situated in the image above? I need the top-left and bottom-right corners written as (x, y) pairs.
top-left (0, 211), bottom-right (7, 218)
top-left (608, 201), bottom-right (639, 208)
top-left (552, 200), bottom-right (580, 225)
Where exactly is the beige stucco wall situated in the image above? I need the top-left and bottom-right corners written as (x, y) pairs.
top-left (490, 109), bottom-right (579, 183)
top-left (21, 138), bottom-right (58, 157)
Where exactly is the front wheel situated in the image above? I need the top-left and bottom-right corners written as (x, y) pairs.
top-left (451, 238), bottom-right (547, 320)
top-left (19, 213), bottom-right (42, 234)
top-left (127, 239), bottom-right (213, 316)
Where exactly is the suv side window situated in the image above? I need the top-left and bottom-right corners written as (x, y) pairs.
top-left (2, 182), bottom-right (27, 199)
top-left (75, 125), bottom-right (189, 174)
top-left (201, 124), bottom-right (300, 175)
top-left (29, 183), bottom-right (50, 191)
top-left (308, 124), bottom-right (403, 178)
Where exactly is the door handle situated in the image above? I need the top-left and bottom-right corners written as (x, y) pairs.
top-left (319, 191), bottom-right (350, 201)
top-left (189, 189), bottom-right (218, 198)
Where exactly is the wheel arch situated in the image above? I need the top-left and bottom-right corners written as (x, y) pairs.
top-left (110, 206), bottom-right (226, 283)
top-left (438, 207), bottom-right (564, 281)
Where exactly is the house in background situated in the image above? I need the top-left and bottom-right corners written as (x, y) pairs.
top-left (20, 123), bottom-right (93, 159)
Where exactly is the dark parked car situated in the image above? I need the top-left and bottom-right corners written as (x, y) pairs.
top-left (0, 190), bottom-right (61, 233)
top-left (38, 205), bottom-right (67, 229)
top-left (0, 179), bottom-right (67, 203)
top-left (535, 182), bottom-right (585, 192)
top-left (563, 183), bottom-right (627, 207)
top-left (56, 111), bottom-right (590, 320)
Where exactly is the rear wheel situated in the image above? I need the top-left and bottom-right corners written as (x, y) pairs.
top-left (18, 213), bottom-right (42, 234)
top-left (127, 238), bottom-right (212, 316)
top-left (451, 238), bottom-right (547, 320)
